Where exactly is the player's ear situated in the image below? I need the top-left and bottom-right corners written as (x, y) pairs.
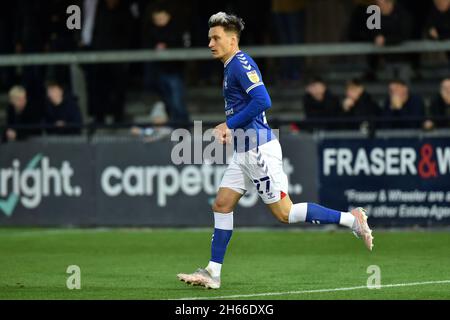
top-left (231, 34), bottom-right (238, 47)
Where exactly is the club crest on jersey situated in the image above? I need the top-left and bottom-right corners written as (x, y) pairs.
top-left (246, 70), bottom-right (260, 84)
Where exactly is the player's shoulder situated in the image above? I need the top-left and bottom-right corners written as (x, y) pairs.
top-left (236, 51), bottom-right (255, 63)
top-left (230, 51), bottom-right (259, 74)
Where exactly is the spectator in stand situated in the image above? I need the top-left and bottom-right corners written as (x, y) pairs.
top-left (141, 2), bottom-right (190, 126)
top-left (340, 78), bottom-right (381, 130)
top-left (425, 0), bottom-right (450, 41)
top-left (362, 0), bottom-right (414, 80)
top-left (424, 77), bottom-right (450, 130)
top-left (369, 0), bottom-right (413, 46)
top-left (3, 86), bottom-right (42, 143)
top-left (44, 81), bottom-right (83, 135)
top-left (381, 79), bottom-right (426, 129)
top-left (348, 0), bottom-right (376, 43)
top-left (271, 0), bottom-right (307, 83)
top-left (302, 77), bottom-right (341, 130)
top-left (424, 0), bottom-right (450, 63)
top-left (398, 0), bottom-right (432, 37)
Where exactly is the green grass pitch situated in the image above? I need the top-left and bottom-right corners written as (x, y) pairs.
top-left (0, 228), bottom-right (449, 300)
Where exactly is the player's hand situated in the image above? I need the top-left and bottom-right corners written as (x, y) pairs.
top-left (213, 122), bottom-right (232, 144)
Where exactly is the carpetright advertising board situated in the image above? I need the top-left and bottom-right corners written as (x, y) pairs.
top-left (0, 135), bottom-right (317, 227)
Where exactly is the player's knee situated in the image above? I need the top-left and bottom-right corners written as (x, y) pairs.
top-left (278, 209), bottom-right (290, 224)
top-left (212, 198), bottom-right (234, 213)
top-left (272, 207), bottom-right (290, 224)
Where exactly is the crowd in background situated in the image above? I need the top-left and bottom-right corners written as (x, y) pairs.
top-left (296, 76), bottom-right (450, 132)
top-left (1, 0), bottom-right (450, 143)
top-left (4, 81), bottom-right (83, 142)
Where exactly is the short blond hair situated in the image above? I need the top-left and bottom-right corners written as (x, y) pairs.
top-left (8, 85), bottom-right (26, 100)
top-left (208, 12), bottom-right (245, 39)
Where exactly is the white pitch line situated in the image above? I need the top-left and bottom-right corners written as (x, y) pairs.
top-left (176, 279), bottom-right (450, 300)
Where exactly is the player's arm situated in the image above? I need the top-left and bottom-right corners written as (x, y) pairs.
top-left (226, 67), bottom-right (272, 129)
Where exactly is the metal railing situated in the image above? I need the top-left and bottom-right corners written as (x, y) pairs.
top-left (2, 116), bottom-right (450, 131)
top-left (0, 40), bottom-right (449, 66)
top-left (2, 117), bottom-right (450, 146)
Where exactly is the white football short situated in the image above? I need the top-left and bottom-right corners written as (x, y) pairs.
top-left (219, 139), bottom-right (289, 204)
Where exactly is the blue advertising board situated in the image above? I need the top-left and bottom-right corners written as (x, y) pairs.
top-left (319, 137), bottom-right (450, 226)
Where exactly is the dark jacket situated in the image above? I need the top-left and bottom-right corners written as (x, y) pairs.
top-left (381, 94), bottom-right (425, 129)
top-left (13, 0), bottom-right (48, 53)
top-left (348, 5), bottom-right (371, 42)
top-left (45, 0), bottom-right (78, 52)
top-left (141, 14), bottom-right (184, 74)
top-left (424, 5), bottom-right (450, 40)
top-left (367, 4), bottom-right (413, 45)
top-left (339, 91), bottom-right (381, 130)
top-left (91, 0), bottom-right (133, 50)
top-left (303, 90), bottom-right (341, 130)
top-left (5, 103), bottom-right (42, 141)
top-left (429, 94), bottom-right (450, 128)
top-left (44, 95), bottom-right (83, 134)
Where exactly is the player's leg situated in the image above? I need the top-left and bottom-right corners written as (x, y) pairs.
top-left (178, 157), bottom-right (246, 289)
top-left (267, 195), bottom-right (353, 226)
top-left (266, 196), bottom-right (373, 251)
top-left (244, 139), bottom-right (373, 250)
top-left (206, 187), bottom-right (242, 276)
top-left (267, 195), bottom-right (354, 227)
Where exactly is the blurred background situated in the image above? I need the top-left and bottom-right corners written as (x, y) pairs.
top-left (0, 0), bottom-right (449, 228)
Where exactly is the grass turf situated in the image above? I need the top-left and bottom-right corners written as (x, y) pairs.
top-left (0, 228), bottom-right (449, 300)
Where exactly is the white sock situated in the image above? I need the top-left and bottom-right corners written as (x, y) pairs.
top-left (339, 212), bottom-right (355, 228)
top-left (206, 212), bottom-right (233, 278)
top-left (213, 211), bottom-right (233, 230)
top-left (288, 203), bottom-right (307, 223)
top-left (206, 261), bottom-right (222, 277)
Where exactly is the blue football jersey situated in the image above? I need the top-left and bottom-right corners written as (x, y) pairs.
top-left (223, 51), bottom-right (275, 152)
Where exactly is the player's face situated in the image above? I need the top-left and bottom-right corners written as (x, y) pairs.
top-left (208, 26), bottom-right (236, 61)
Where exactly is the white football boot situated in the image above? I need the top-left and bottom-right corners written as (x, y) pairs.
top-left (351, 207), bottom-right (374, 251)
top-left (177, 268), bottom-right (221, 289)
